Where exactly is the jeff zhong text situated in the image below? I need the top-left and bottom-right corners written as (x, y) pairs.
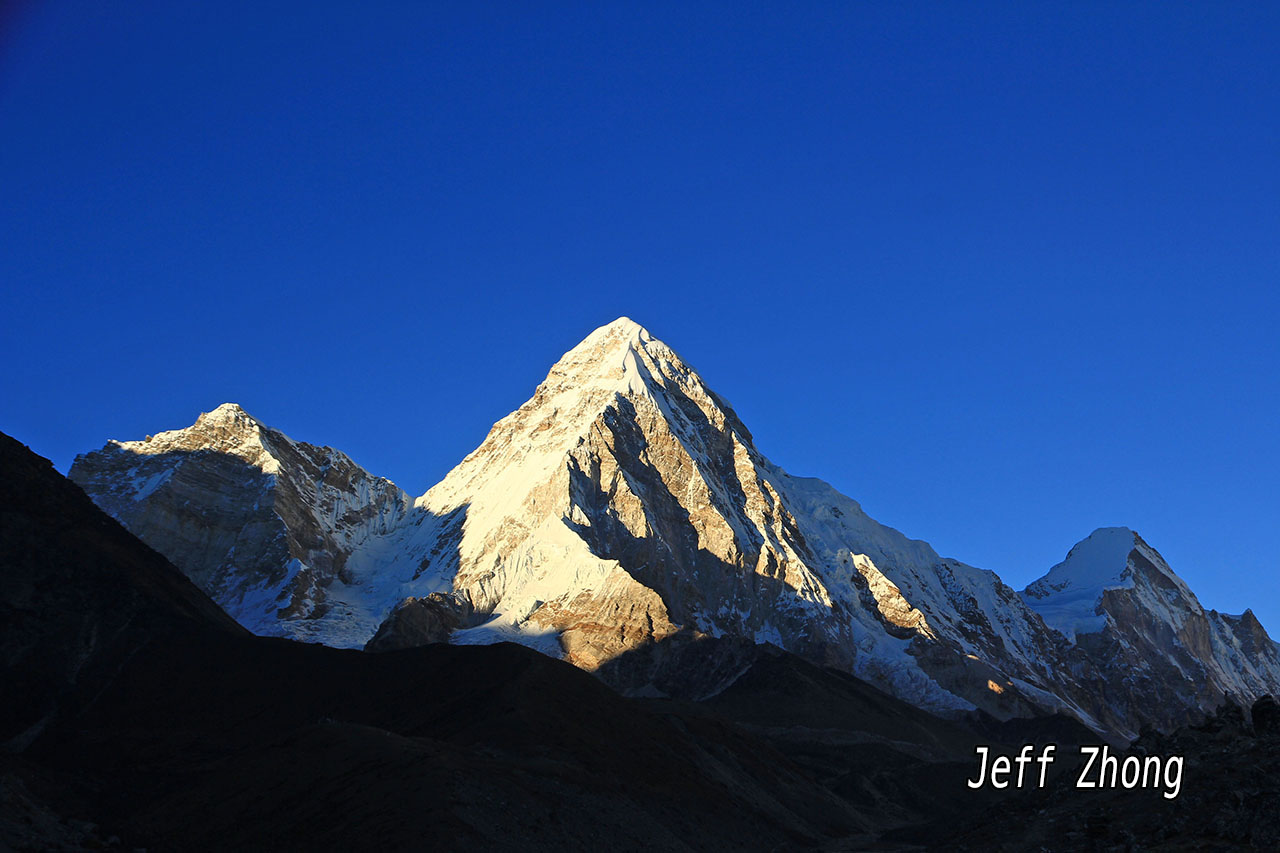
top-left (967, 745), bottom-right (1184, 800)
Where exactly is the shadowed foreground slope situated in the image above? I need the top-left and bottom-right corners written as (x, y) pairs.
top-left (933, 699), bottom-right (1280, 851)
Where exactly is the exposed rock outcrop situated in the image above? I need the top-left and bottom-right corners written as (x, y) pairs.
top-left (1022, 527), bottom-right (1280, 735)
top-left (365, 592), bottom-right (472, 651)
top-left (70, 403), bottom-right (412, 644)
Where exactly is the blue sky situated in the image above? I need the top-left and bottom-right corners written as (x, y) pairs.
top-left (2, 3), bottom-right (1277, 625)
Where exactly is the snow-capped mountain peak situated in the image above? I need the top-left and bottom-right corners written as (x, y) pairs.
top-left (1022, 526), bottom-right (1202, 641)
top-left (205, 400), bottom-right (255, 421)
top-left (1021, 526), bottom-right (1139, 640)
top-left (70, 405), bottom-right (412, 642)
top-left (1018, 525), bottom-right (1280, 735)
top-left (531, 316), bottom-right (716, 406)
top-left (111, 401), bottom-right (274, 467)
top-left (567, 314), bottom-right (650, 352)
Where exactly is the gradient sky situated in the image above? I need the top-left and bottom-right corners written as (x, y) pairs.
top-left (2, 3), bottom-right (1277, 626)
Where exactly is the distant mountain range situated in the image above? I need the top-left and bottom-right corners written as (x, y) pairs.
top-left (70, 317), bottom-right (1280, 739)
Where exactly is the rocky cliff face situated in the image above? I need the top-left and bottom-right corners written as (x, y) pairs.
top-left (1022, 527), bottom-right (1280, 734)
top-left (69, 319), bottom-right (1280, 739)
top-left (69, 404), bottom-right (412, 643)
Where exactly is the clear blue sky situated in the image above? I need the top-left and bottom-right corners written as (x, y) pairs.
top-left (3, 3), bottom-right (1277, 626)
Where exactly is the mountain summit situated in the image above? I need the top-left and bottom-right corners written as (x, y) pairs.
top-left (1022, 526), bottom-right (1280, 729)
top-left (70, 402), bottom-right (413, 641)
top-left (70, 319), bottom-right (1280, 737)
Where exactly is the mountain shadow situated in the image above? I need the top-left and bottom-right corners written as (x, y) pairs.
top-left (595, 629), bottom-right (1103, 838)
top-left (0, 432), bottom-right (246, 753)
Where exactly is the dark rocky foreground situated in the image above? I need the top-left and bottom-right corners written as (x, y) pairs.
top-left (3, 429), bottom-right (1277, 851)
top-left (926, 698), bottom-right (1280, 852)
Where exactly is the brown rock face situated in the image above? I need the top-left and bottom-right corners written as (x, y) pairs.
top-left (527, 571), bottom-right (681, 671)
top-left (365, 593), bottom-right (472, 651)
